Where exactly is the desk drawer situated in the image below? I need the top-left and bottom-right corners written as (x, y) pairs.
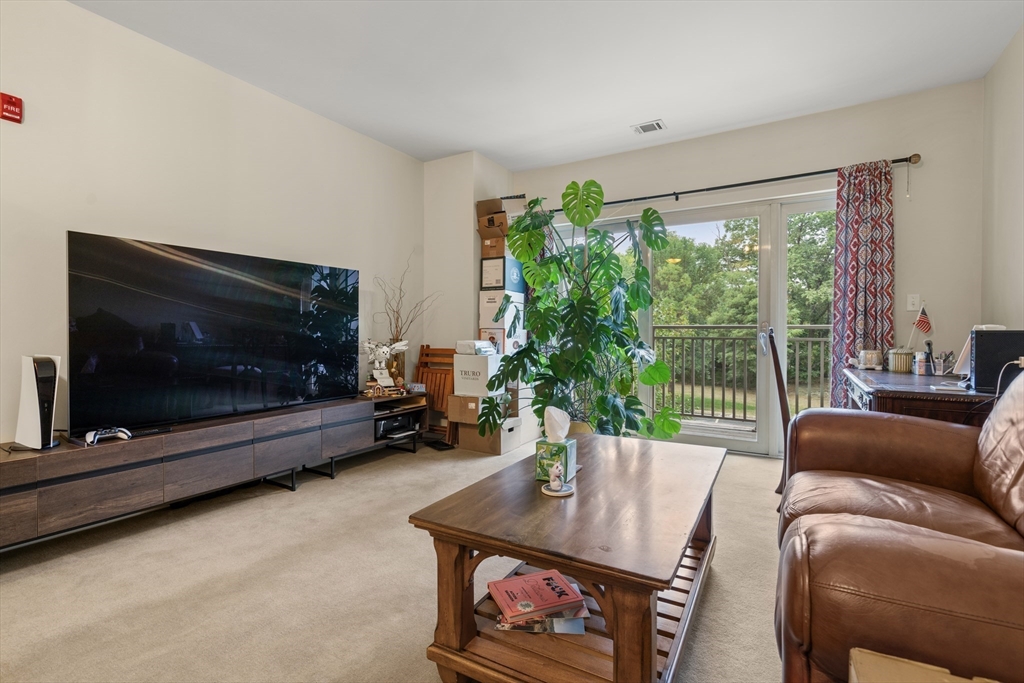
top-left (847, 382), bottom-right (873, 411)
top-left (38, 464), bottom-right (164, 536)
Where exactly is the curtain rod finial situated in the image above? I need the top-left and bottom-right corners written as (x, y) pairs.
top-left (909, 153), bottom-right (921, 165)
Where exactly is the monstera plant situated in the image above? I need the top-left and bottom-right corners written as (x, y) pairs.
top-left (477, 180), bottom-right (682, 439)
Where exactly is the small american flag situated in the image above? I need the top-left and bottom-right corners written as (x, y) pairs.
top-left (913, 307), bottom-right (932, 334)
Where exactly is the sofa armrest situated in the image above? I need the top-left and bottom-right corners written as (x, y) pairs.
top-left (776, 514), bottom-right (1024, 683)
top-left (786, 408), bottom-right (980, 496)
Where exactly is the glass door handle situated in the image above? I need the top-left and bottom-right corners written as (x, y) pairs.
top-left (759, 322), bottom-right (769, 356)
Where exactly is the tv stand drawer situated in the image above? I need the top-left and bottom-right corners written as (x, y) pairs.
top-left (0, 491), bottom-right (37, 546)
top-left (37, 464), bottom-right (164, 536)
top-left (164, 445), bottom-right (254, 501)
top-left (254, 431), bottom-right (321, 477)
top-left (322, 421), bottom-right (373, 459)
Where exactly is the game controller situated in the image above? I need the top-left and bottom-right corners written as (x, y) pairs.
top-left (84, 427), bottom-right (132, 446)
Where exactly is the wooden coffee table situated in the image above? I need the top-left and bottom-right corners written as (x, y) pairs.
top-left (409, 433), bottom-right (726, 683)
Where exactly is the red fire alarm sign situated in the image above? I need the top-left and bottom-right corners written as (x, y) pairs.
top-left (1, 93), bottom-right (24, 123)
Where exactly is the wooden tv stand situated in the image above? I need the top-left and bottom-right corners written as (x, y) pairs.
top-left (0, 392), bottom-right (427, 549)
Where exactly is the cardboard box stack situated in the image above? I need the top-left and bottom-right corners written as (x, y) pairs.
top-left (476, 199), bottom-right (526, 354)
top-left (444, 198), bottom-right (539, 455)
top-left (451, 347), bottom-right (523, 455)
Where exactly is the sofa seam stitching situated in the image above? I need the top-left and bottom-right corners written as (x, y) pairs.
top-left (810, 582), bottom-right (1024, 629)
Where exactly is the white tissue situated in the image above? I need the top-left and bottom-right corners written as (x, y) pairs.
top-left (544, 406), bottom-right (570, 443)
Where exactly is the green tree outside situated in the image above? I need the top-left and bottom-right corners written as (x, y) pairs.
top-left (647, 211), bottom-right (836, 416)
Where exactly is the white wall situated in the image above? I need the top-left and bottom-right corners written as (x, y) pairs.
top-left (422, 151), bottom-right (511, 346)
top-left (982, 26), bottom-right (1024, 328)
top-left (0, 1), bottom-right (424, 441)
top-left (514, 82), bottom-right (985, 355)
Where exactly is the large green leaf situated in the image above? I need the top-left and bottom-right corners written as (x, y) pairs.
top-left (561, 180), bottom-right (604, 228)
top-left (588, 252), bottom-right (622, 289)
top-left (639, 359), bottom-right (671, 386)
top-left (623, 395), bottom-right (646, 431)
top-left (610, 278), bottom-right (628, 325)
top-left (617, 332), bottom-right (655, 368)
top-left (596, 394), bottom-right (627, 431)
top-left (652, 407), bottom-right (682, 439)
top-left (624, 219), bottom-right (642, 261)
top-left (525, 304), bottom-right (560, 343)
top-left (522, 259), bottom-right (556, 289)
top-left (476, 394), bottom-right (509, 436)
top-left (485, 342), bottom-right (541, 391)
top-left (627, 265), bottom-right (653, 309)
top-left (562, 296), bottom-right (600, 349)
top-left (638, 208), bottom-right (669, 251)
top-left (507, 228), bottom-right (547, 262)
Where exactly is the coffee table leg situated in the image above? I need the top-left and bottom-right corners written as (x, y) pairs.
top-left (432, 537), bottom-right (475, 681)
top-left (437, 667), bottom-right (470, 683)
top-left (609, 584), bottom-right (658, 683)
top-left (695, 491), bottom-right (714, 544)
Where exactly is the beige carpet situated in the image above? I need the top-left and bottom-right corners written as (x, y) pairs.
top-left (0, 442), bottom-right (782, 683)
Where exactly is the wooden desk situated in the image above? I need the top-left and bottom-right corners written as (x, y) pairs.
top-left (409, 434), bottom-right (726, 683)
top-left (843, 369), bottom-right (995, 427)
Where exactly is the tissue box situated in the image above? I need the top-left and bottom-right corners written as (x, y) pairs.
top-left (456, 340), bottom-right (494, 355)
top-left (535, 439), bottom-right (577, 482)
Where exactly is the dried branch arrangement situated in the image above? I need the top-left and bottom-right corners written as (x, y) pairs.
top-left (373, 256), bottom-right (442, 343)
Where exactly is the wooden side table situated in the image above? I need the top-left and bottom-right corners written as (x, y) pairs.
top-left (842, 369), bottom-right (995, 427)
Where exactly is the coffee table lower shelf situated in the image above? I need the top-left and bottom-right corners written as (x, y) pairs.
top-left (427, 537), bottom-right (715, 683)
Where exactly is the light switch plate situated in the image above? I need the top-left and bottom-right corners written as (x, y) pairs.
top-left (907, 294), bottom-right (920, 311)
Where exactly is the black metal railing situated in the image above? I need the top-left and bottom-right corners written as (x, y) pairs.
top-left (652, 324), bottom-right (831, 423)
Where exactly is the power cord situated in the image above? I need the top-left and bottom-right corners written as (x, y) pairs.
top-left (960, 356), bottom-right (1023, 425)
top-left (994, 357), bottom-right (1024, 399)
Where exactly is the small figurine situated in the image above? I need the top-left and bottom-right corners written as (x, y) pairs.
top-left (363, 339), bottom-right (410, 371)
top-left (548, 462), bottom-right (564, 492)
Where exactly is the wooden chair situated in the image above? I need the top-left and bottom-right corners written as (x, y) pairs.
top-left (414, 345), bottom-right (455, 435)
top-left (768, 327), bottom-right (791, 494)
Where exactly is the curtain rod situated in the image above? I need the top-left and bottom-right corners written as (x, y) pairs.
top-left (501, 153), bottom-right (921, 212)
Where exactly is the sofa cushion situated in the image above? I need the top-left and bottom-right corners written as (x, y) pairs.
top-left (976, 372), bottom-right (1024, 536)
top-left (778, 513), bottom-right (1024, 683)
top-left (780, 470), bottom-right (1024, 551)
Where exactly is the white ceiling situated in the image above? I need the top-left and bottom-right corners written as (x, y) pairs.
top-left (72, 1), bottom-right (1023, 172)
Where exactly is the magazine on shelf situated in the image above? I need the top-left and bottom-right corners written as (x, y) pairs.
top-left (494, 601), bottom-right (591, 634)
top-left (487, 569), bottom-right (585, 623)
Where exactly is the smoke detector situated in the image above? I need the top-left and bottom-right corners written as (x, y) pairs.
top-left (632, 119), bottom-right (666, 135)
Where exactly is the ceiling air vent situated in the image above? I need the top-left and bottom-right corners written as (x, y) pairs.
top-left (632, 119), bottom-right (666, 135)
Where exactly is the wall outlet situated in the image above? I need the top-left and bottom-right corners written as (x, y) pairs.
top-left (907, 294), bottom-right (920, 311)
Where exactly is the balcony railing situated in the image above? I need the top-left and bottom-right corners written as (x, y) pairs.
top-left (652, 324), bottom-right (832, 425)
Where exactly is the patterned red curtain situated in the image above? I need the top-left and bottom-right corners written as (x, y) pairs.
top-left (830, 160), bottom-right (895, 407)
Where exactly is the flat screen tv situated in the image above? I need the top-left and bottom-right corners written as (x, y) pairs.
top-left (67, 231), bottom-right (359, 437)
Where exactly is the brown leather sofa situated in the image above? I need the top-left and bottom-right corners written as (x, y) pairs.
top-left (775, 375), bottom-right (1024, 683)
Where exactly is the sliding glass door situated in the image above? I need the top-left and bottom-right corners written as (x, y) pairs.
top-left (649, 193), bottom-right (836, 456)
top-left (650, 203), bottom-right (772, 454)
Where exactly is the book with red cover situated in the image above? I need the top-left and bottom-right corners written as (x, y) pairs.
top-left (487, 570), bottom-right (585, 622)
